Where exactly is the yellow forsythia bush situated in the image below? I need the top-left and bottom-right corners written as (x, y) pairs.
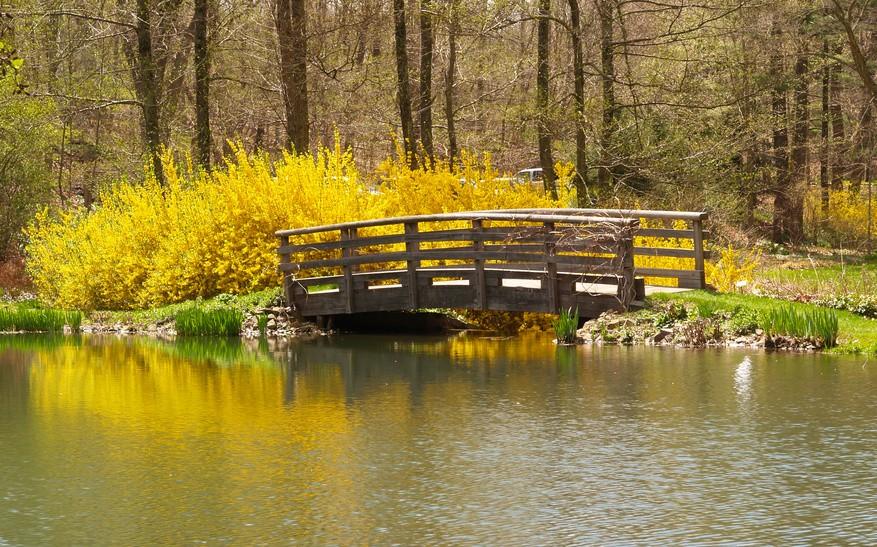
top-left (705, 245), bottom-right (760, 293)
top-left (27, 144), bottom-right (564, 310)
top-left (804, 187), bottom-right (877, 247)
top-left (376, 151), bottom-right (568, 215)
top-left (633, 218), bottom-right (695, 287)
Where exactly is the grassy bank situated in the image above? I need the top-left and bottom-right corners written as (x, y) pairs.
top-left (754, 255), bottom-right (876, 317)
top-left (649, 290), bottom-right (877, 355)
top-left (4, 282), bottom-right (875, 355)
top-left (0, 301), bottom-right (82, 333)
top-left (88, 287), bottom-right (281, 328)
top-left (1, 288), bottom-right (282, 336)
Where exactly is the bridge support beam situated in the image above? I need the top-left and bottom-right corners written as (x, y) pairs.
top-left (405, 222), bottom-right (420, 309)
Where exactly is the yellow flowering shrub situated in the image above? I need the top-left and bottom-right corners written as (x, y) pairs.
top-left (27, 143), bottom-right (378, 309)
top-left (633, 218), bottom-right (695, 287)
top-left (705, 245), bottom-right (760, 292)
top-left (376, 150), bottom-right (566, 215)
top-left (26, 145), bottom-right (565, 310)
top-left (26, 137), bottom-right (714, 312)
top-left (804, 187), bottom-right (877, 247)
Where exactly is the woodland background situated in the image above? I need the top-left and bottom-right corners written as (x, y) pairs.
top-left (0, 0), bottom-right (875, 267)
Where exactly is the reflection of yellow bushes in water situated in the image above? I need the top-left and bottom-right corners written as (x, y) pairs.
top-left (21, 338), bottom-right (364, 537)
top-left (28, 340), bottom-right (350, 444)
top-left (457, 311), bottom-right (554, 334)
top-left (406, 333), bottom-right (557, 364)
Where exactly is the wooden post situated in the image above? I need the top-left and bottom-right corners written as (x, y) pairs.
top-left (692, 218), bottom-right (706, 289)
top-left (617, 224), bottom-right (637, 309)
top-left (544, 222), bottom-right (559, 313)
top-left (404, 222), bottom-right (419, 309)
top-left (279, 235), bottom-right (296, 315)
top-left (472, 219), bottom-right (487, 309)
top-left (340, 227), bottom-right (356, 313)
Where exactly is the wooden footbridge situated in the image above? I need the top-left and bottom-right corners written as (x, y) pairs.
top-left (276, 209), bottom-right (708, 320)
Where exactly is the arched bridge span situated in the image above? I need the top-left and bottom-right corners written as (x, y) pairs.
top-left (276, 209), bottom-right (707, 319)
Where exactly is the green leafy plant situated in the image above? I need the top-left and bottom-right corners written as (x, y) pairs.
top-left (724, 306), bottom-right (759, 336)
top-left (694, 300), bottom-right (724, 319)
top-left (653, 300), bottom-right (688, 327)
top-left (175, 307), bottom-right (243, 337)
top-left (759, 305), bottom-right (839, 348)
top-left (554, 307), bottom-right (579, 344)
top-left (257, 314), bottom-right (269, 337)
top-left (0, 308), bottom-right (81, 332)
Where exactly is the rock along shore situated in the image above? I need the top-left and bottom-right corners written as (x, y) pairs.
top-left (79, 306), bottom-right (322, 339)
top-left (570, 302), bottom-right (826, 352)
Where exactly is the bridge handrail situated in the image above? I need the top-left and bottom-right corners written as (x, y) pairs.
top-left (467, 208), bottom-right (708, 221)
top-left (275, 211), bottom-right (637, 238)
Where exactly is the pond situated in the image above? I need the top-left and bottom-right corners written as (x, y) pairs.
top-left (0, 334), bottom-right (875, 544)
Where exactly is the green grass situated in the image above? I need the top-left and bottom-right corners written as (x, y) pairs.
top-left (2, 287), bottom-right (283, 337)
top-left (257, 314), bottom-right (269, 336)
top-left (554, 307), bottom-right (579, 344)
top-left (649, 290), bottom-right (877, 355)
top-left (174, 307), bottom-right (243, 337)
top-left (759, 305), bottom-right (839, 348)
top-left (760, 263), bottom-right (875, 287)
top-left (757, 258), bottom-right (876, 299)
top-left (0, 306), bottom-right (82, 333)
top-left (93, 287), bottom-right (281, 328)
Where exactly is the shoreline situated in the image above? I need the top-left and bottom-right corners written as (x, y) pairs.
top-left (3, 289), bottom-right (875, 355)
top-left (564, 299), bottom-right (851, 354)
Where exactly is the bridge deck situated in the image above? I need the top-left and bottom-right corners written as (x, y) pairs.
top-left (276, 209), bottom-right (707, 319)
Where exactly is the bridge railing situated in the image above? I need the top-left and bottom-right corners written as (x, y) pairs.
top-left (276, 212), bottom-right (640, 317)
top-left (470, 208), bottom-right (709, 288)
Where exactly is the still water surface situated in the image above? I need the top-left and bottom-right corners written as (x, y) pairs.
top-left (0, 334), bottom-right (875, 544)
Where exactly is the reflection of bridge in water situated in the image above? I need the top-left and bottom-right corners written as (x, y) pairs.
top-left (276, 209), bottom-right (707, 320)
top-left (273, 335), bottom-right (572, 408)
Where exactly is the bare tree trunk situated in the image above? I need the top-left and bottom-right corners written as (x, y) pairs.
top-left (418, 0), bottom-right (434, 164)
top-left (57, 120), bottom-right (66, 201)
top-left (536, 0), bottom-right (557, 199)
top-left (771, 19), bottom-right (792, 243)
top-left (789, 47), bottom-right (808, 242)
top-left (852, 100), bottom-right (876, 192)
top-left (597, 0), bottom-right (615, 189)
top-left (567, 0), bottom-right (588, 206)
top-left (820, 40), bottom-right (831, 212)
top-left (393, 0), bottom-right (417, 167)
top-left (444, 0), bottom-right (458, 165)
top-left (275, 0), bottom-right (310, 153)
top-left (830, 0), bottom-right (877, 193)
top-left (194, 0), bottom-right (211, 168)
top-left (831, 0), bottom-right (877, 102)
top-left (136, 0), bottom-right (165, 185)
top-left (830, 43), bottom-right (845, 188)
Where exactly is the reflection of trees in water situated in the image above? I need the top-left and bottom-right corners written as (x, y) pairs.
top-left (0, 345), bottom-right (34, 413)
